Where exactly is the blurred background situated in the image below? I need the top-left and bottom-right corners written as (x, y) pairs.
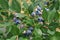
top-left (0, 0), bottom-right (60, 40)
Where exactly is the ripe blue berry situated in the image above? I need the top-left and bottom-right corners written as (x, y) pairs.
top-left (28, 27), bottom-right (33, 31)
top-left (37, 6), bottom-right (42, 11)
top-left (15, 19), bottom-right (21, 24)
top-left (35, 10), bottom-right (40, 15)
top-left (26, 30), bottom-right (32, 36)
top-left (38, 17), bottom-right (44, 22)
top-left (23, 30), bottom-right (32, 36)
top-left (13, 17), bottom-right (17, 22)
top-left (31, 12), bottom-right (35, 17)
top-left (13, 17), bottom-right (21, 24)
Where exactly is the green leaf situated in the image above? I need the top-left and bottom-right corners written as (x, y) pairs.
top-left (49, 4), bottom-right (54, 10)
top-left (50, 36), bottom-right (58, 40)
top-left (6, 13), bottom-right (14, 20)
top-left (3, 22), bottom-right (13, 27)
top-left (19, 37), bottom-right (28, 40)
top-left (33, 36), bottom-right (42, 40)
top-left (6, 36), bottom-right (16, 40)
top-left (48, 22), bottom-right (59, 31)
top-left (31, 0), bottom-right (35, 3)
top-left (54, 0), bottom-right (59, 10)
top-left (6, 26), bottom-right (12, 35)
top-left (47, 8), bottom-right (56, 23)
top-left (0, 27), bottom-right (6, 34)
top-left (28, 4), bottom-right (34, 14)
top-left (6, 39), bottom-right (10, 40)
top-left (40, 27), bottom-right (48, 33)
top-left (50, 33), bottom-right (60, 40)
top-left (54, 11), bottom-right (59, 21)
top-left (0, 38), bottom-right (4, 40)
top-left (23, 0), bottom-right (29, 9)
top-left (33, 28), bottom-right (42, 36)
top-left (42, 8), bottom-right (48, 21)
top-left (1, 12), bottom-right (8, 17)
top-left (10, 36), bottom-right (16, 40)
top-left (47, 29), bottom-right (55, 35)
top-left (10, 25), bottom-right (20, 35)
top-left (0, 0), bottom-right (9, 10)
top-left (11, 0), bottom-right (21, 13)
top-left (0, 15), bottom-right (3, 21)
top-left (26, 19), bottom-right (34, 26)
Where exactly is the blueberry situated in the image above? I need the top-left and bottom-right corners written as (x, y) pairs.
top-left (13, 17), bottom-right (17, 22)
top-left (23, 30), bottom-right (32, 36)
top-left (31, 12), bottom-right (35, 17)
top-left (26, 30), bottom-right (32, 36)
top-left (35, 10), bottom-right (42, 15)
top-left (15, 19), bottom-right (21, 24)
top-left (28, 27), bottom-right (33, 31)
top-left (44, 2), bottom-right (49, 6)
top-left (13, 17), bottom-right (21, 24)
top-left (13, 16), bottom-right (20, 20)
top-left (37, 6), bottom-right (42, 11)
top-left (38, 17), bottom-right (44, 22)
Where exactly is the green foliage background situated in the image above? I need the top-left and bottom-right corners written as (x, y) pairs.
top-left (0, 0), bottom-right (60, 40)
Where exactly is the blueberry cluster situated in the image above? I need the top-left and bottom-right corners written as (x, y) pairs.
top-left (23, 27), bottom-right (33, 36)
top-left (13, 13), bottom-right (21, 25)
top-left (12, 5), bottom-right (45, 37)
top-left (13, 12), bottom-right (34, 36)
top-left (31, 5), bottom-right (44, 24)
top-left (12, 4), bottom-right (49, 38)
top-left (31, 5), bottom-right (42, 16)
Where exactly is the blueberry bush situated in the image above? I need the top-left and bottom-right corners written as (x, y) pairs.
top-left (0, 0), bottom-right (60, 40)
